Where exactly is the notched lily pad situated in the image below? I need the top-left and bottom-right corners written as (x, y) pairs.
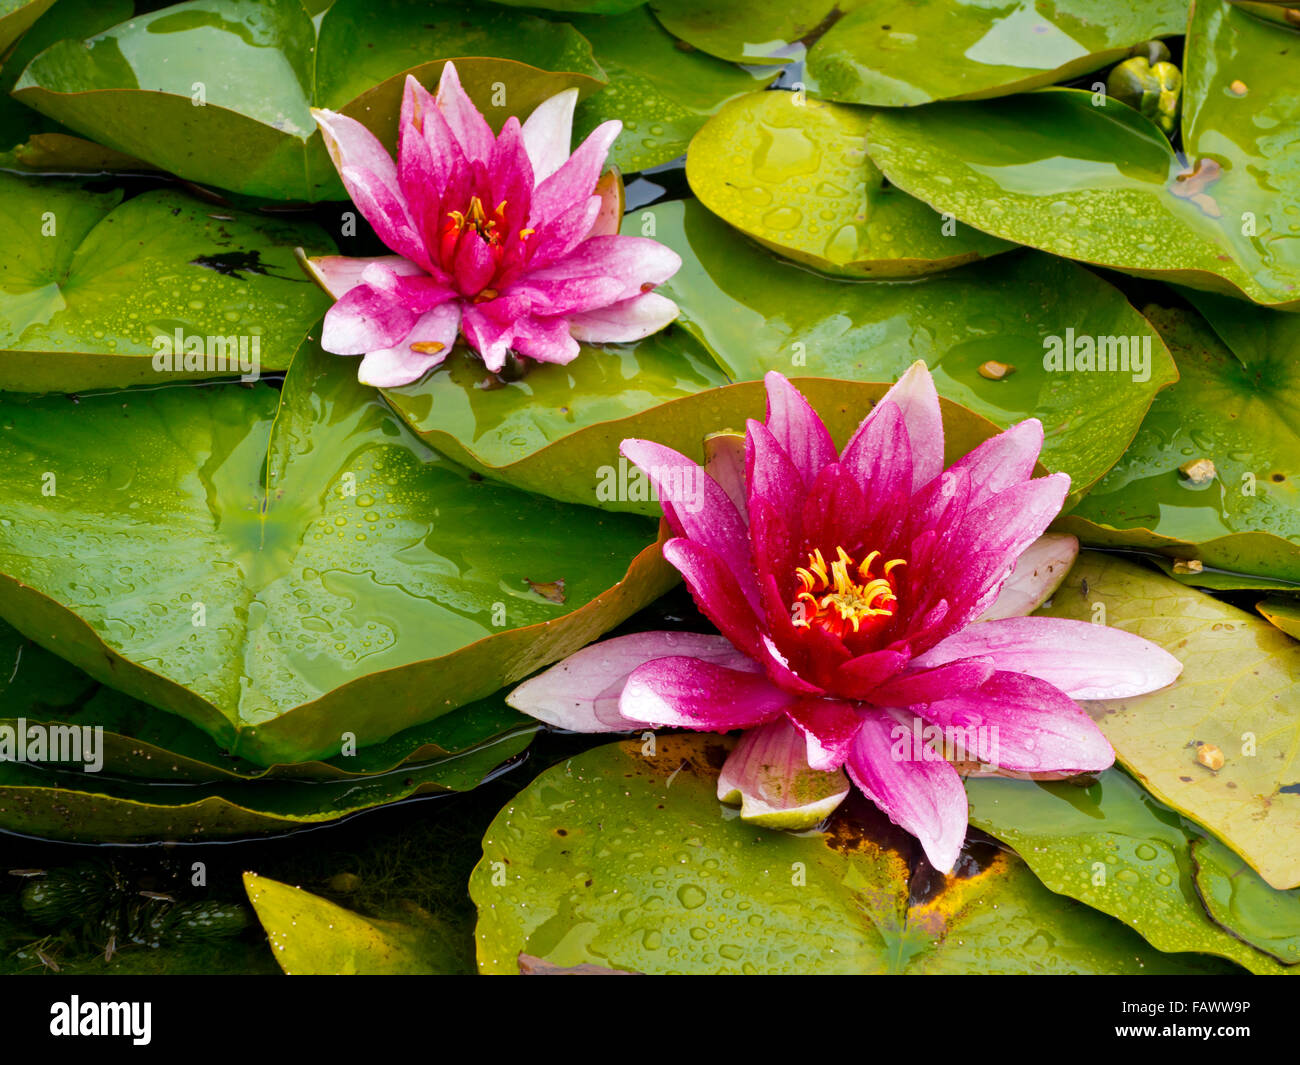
top-left (1191, 835), bottom-right (1300, 966)
top-left (471, 734), bottom-right (1226, 974)
top-left (0, 174), bottom-right (333, 392)
top-left (688, 91), bottom-right (1011, 278)
top-left (0, 341), bottom-right (674, 765)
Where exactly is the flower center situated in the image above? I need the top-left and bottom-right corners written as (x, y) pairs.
top-left (791, 547), bottom-right (906, 638)
top-left (444, 196), bottom-right (504, 247)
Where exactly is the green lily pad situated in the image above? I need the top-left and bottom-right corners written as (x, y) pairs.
top-left (1191, 836), bottom-right (1300, 965)
top-left (0, 0), bottom-right (54, 55)
top-left (0, 340), bottom-right (673, 766)
top-left (570, 8), bottom-right (772, 172)
top-left (1258, 597), bottom-right (1300, 639)
top-left (0, 0), bottom-right (133, 155)
top-left (0, 614), bottom-right (538, 782)
top-left (1035, 552), bottom-right (1300, 891)
top-left (12, 0), bottom-right (606, 200)
top-left (967, 770), bottom-right (1292, 975)
top-left (0, 174), bottom-right (334, 392)
top-left (649, 199), bottom-right (1174, 495)
top-left (1060, 305), bottom-right (1300, 585)
top-left (806, 0), bottom-right (1187, 106)
top-left (867, 1), bottom-right (1300, 307)
top-left (471, 734), bottom-right (1230, 974)
top-left (0, 721), bottom-right (531, 842)
top-left (648, 0), bottom-right (867, 65)
top-left (487, 0), bottom-right (648, 12)
top-left (244, 872), bottom-right (469, 974)
top-left (687, 91), bottom-right (1011, 278)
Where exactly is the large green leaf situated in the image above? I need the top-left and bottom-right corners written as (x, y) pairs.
top-left (488, 0), bottom-right (647, 12)
top-left (570, 8), bottom-right (771, 172)
top-left (1258, 597), bottom-right (1300, 639)
top-left (1061, 305), bottom-right (1300, 585)
top-left (648, 0), bottom-right (868, 65)
top-left (687, 91), bottom-right (1011, 278)
top-left (655, 200), bottom-right (1173, 495)
top-left (1035, 552), bottom-right (1300, 890)
top-left (0, 0), bottom-right (54, 55)
top-left (1192, 836), bottom-right (1300, 965)
top-left (0, 174), bottom-right (333, 392)
top-left (471, 734), bottom-right (1231, 974)
top-left (12, 0), bottom-right (606, 200)
top-left (244, 873), bottom-right (469, 974)
top-left (0, 720), bottom-right (531, 841)
top-left (866, 1), bottom-right (1300, 307)
top-left (0, 341), bottom-right (673, 765)
top-left (806, 0), bottom-right (1187, 106)
top-left (967, 770), bottom-right (1293, 975)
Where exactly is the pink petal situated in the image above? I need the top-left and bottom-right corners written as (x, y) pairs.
top-left (506, 314), bottom-right (581, 365)
top-left (661, 538), bottom-right (764, 660)
top-left (763, 372), bottom-right (836, 485)
top-left (913, 671), bottom-right (1115, 774)
top-left (839, 398), bottom-right (912, 547)
top-left (320, 264), bottom-right (456, 354)
top-left (312, 108), bottom-right (429, 270)
top-left (530, 119), bottom-right (621, 231)
top-left (620, 439), bottom-right (756, 605)
top-left (435, 60), bottom-right (495, 164)
top-left (529, 235), bottom-right (681, 302)
top-left (568, 292), bottom-right (679, 343)
top-left (521, 87), bottom-right (578, 184)
top-left (951, 418), bottom-right (1045, 506)
top-left (621, 656), bottom-right (795, 731)
top-left (703, 432), bottom-right (748, 525)
top-left (717, 718), bottom-right (851, 829)
top-left (868, 657), bottom-right (997, 707)
top-left (507, 631), bottom-right (753, 732)
top-left (358, 302), bottom-right (461, 388)
top-left (458, 303), bottom-right (516, 372)
top-left (785, 698), bottom-right (864, 771)
top-left (301, 254), bottom-right (424, 301)
top-left (845, 707), bottom-right (969, 874)
top-left (745, 419), bottom-right (805, 520)
top-left (587, 169), bottom-right (623, 238)
top-left (978, 533), bottom-right (1079, 621)
top-left (913, 615), bottom-right (1182, 699)
top-left (844, 361), bottom-right (943, 493)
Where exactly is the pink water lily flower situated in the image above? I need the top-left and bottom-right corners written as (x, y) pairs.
top-left (509, 364), bottom-right (1183, 873)
top-left (305, 62), bottom-right (681, 386)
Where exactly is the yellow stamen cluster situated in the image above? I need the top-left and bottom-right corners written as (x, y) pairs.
top-left (792, 547), bottom-right (906, 636)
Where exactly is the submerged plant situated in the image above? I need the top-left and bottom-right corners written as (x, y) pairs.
top-left (305, 61), bottom-right (682, 386)
top-left (509, 365), bottom-right (1183, 872)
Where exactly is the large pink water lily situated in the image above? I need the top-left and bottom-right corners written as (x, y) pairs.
top-left (305, 62), bottom-right (681, 386)
top-left (508, 364), bottom-right (1183, 873)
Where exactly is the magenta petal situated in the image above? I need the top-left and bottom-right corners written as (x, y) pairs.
top-left (507, 314), bottom-right (581, 365)
top-left (833, 648), bottom-right (911, 698)
top-left (530, 120), bottom-right (621, 231)
top-left (979, 534), bottom-right (1079, 621)
top-left (302, 255), bottom-right (424, 301)
top-left (869, 657), bottom-right (998, 707)
top-left (839, 399), bottom-right (912, 546)
top-left (435, 60), bottom-right (495, 164)
top-left (913, 616), bottom-right (1182, 699)
top-left (357, 302), bottom-right (461, 388)
top-left (763, 372), bottom-right (836, 484)
top-left (620, 439), bottom-right (756, 602)
top-left (621, 656), bottom-right (794, 730)
top-left (786, 698), bottom-right (864, 771)
top-left (661, 538), bottom-right (764, 660)
top-left (530, 235), bottom-right (681, 302)
top-left (745, 420), bottom-right (805, 518)
top-left (914, 671), bottom-right (1115, 774)
top-left (507, 631), bottom-right (754, 732)
top-left (521, 87), bottom-right (578, 183)
top-left (845, 707), bottom-right (968, 874)
top-left (717, 718), bottom-right (851, 829)
top-left (703, 433), bottom-right (748, 525)
top-left (951, 418), bottom-right (1045, 506)
top-left (846, 362), bottom-right (944, 492)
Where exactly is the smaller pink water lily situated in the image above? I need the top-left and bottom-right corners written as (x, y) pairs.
top-left (306, 62), bottom-right (681, 387)
top-left (508, 364), bottom-right (1183, 872)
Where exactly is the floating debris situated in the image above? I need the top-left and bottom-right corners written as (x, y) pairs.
top-left (1178, 457), bottom-right (1216, 484)
top-left (977, 360), bottom-right (1016, 380)
top-left (1196, 743), bottom-right (1225, 771)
